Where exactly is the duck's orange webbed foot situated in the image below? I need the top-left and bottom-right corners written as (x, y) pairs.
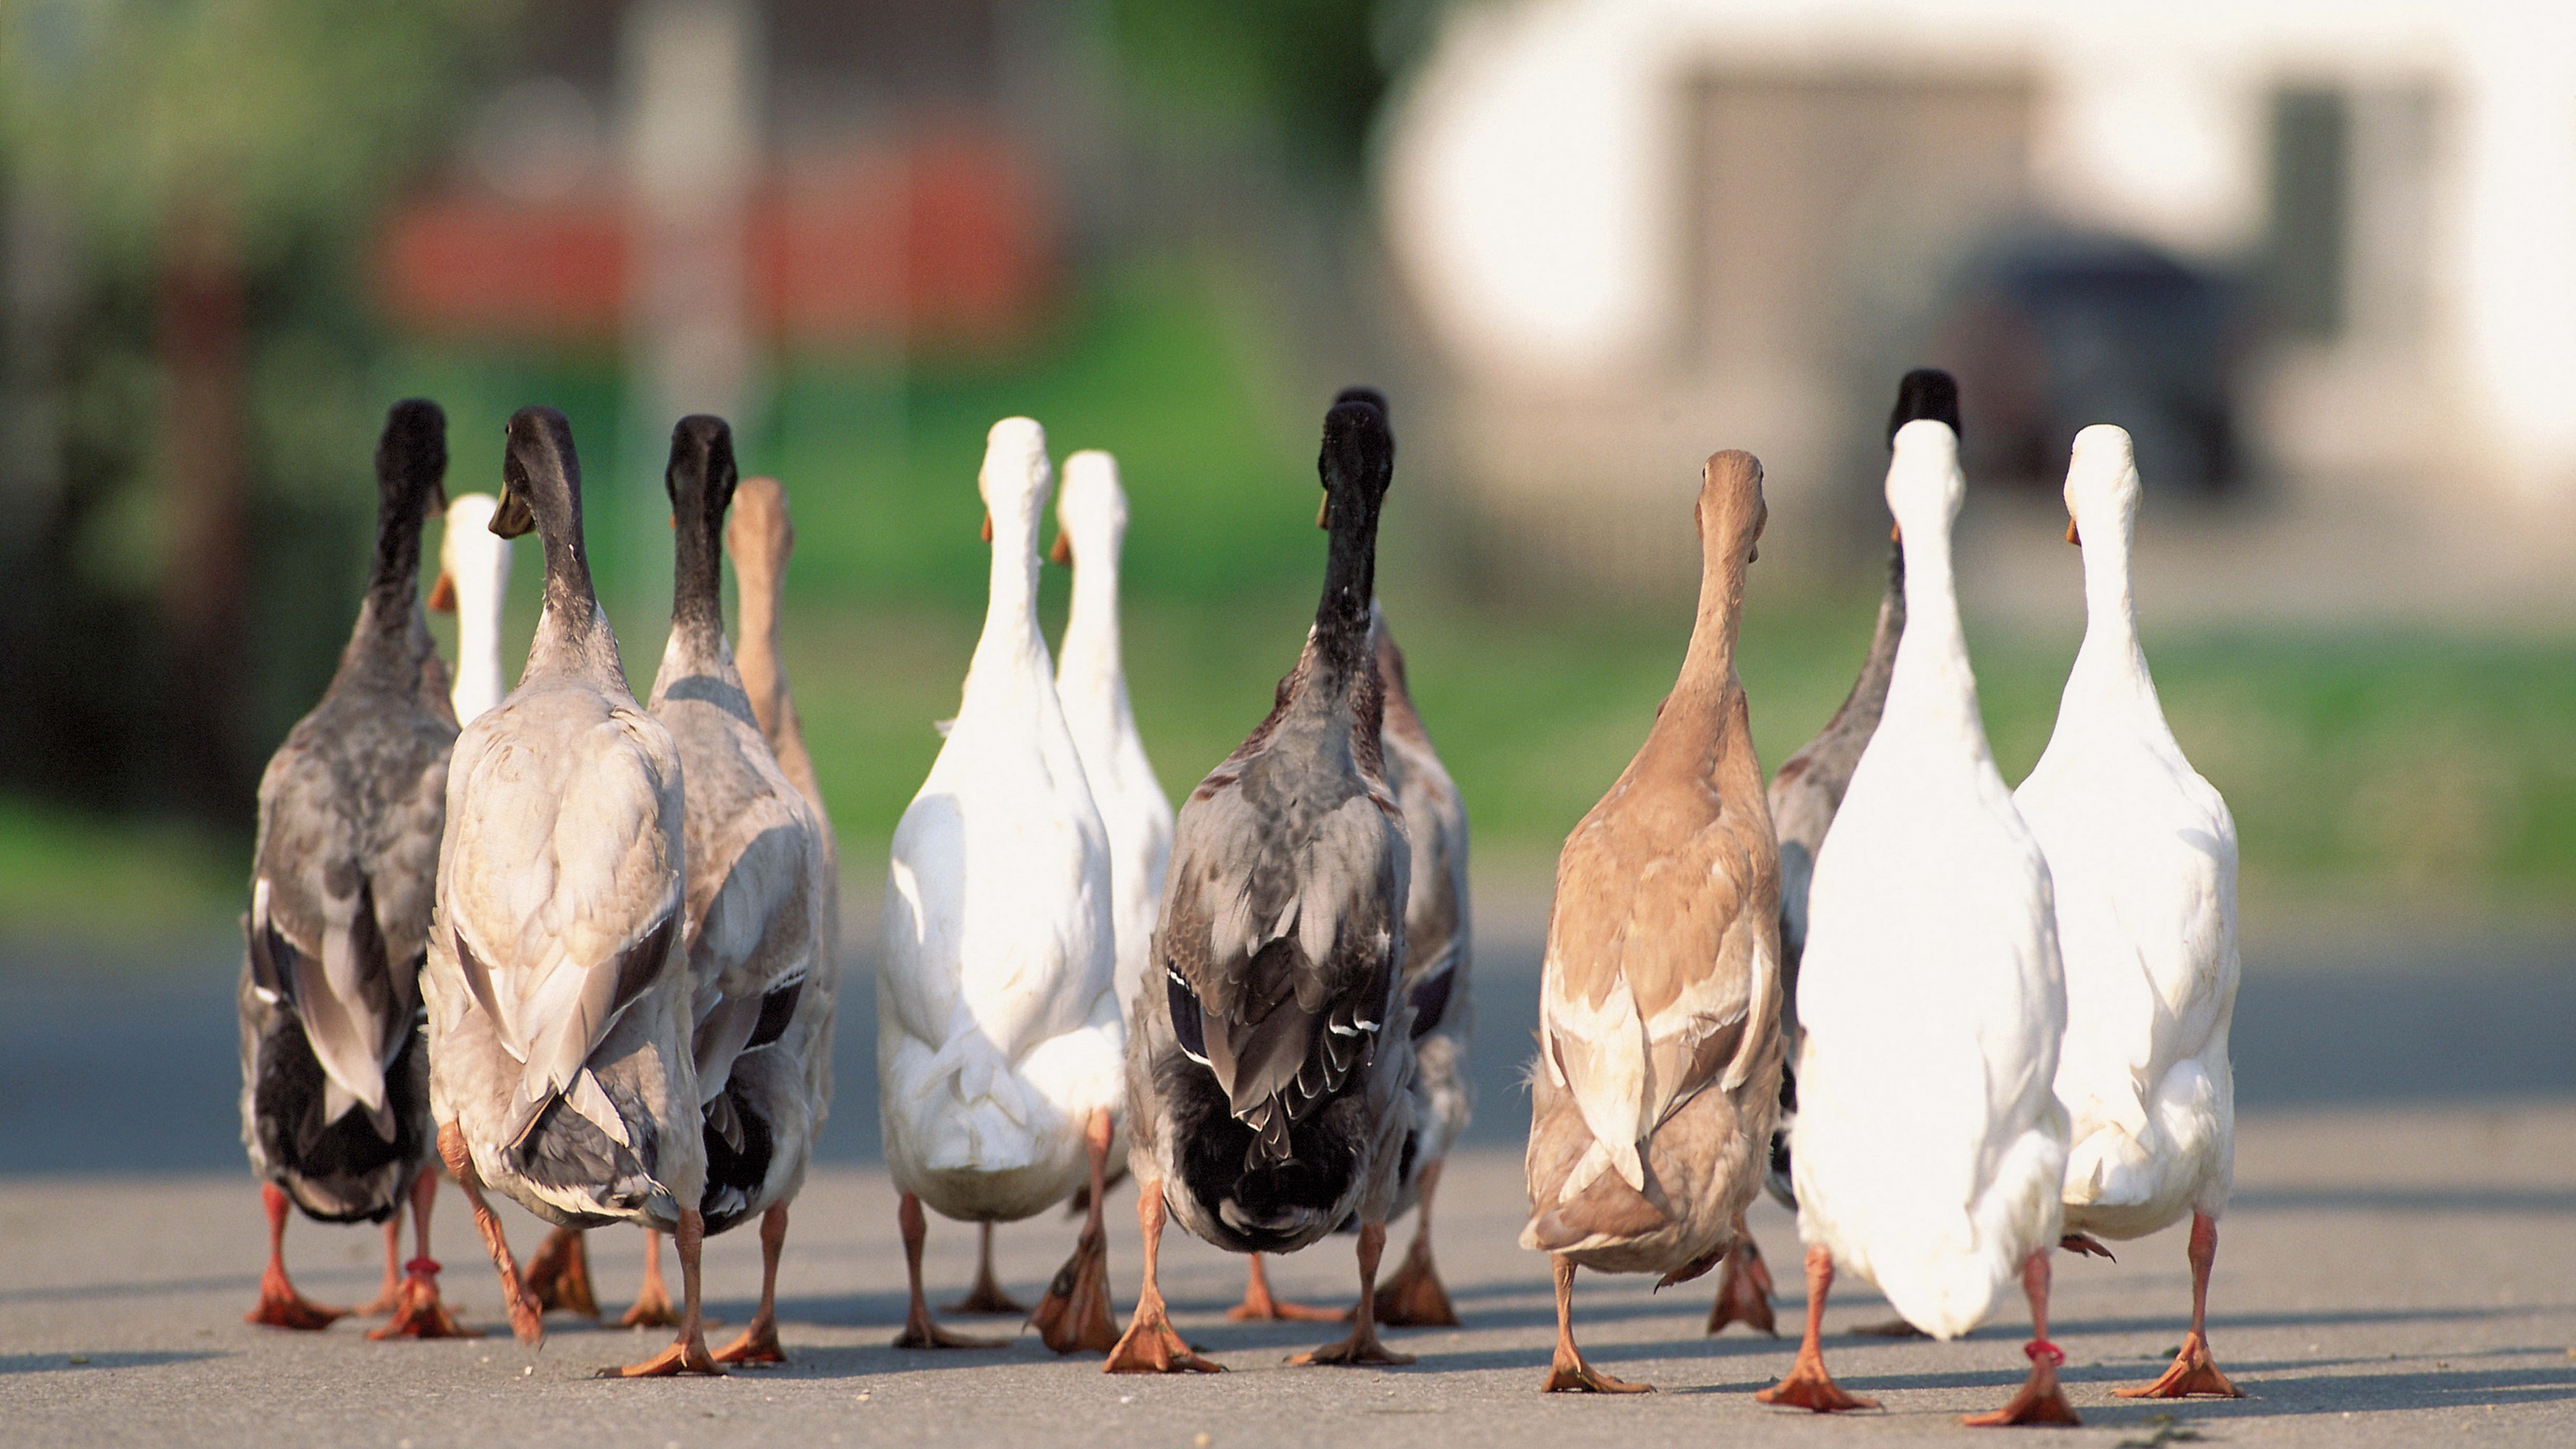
top-left (366, 1258), bottom-right (481, 1340)
top-left (1962, 1341), bottom-right (2082, 1426)
top-left (1705, 1236), bottom-right (1778, 1336)
top-left (1756, 1348), bottom-right (1879, 1412)
top-left (1031, 1220), bottom-right (1119, 1354)
top-left (1228, 1256), bottom-right (1345, 1322)
top-left (2116, 1330), bottom-right (2243, 1399)
top-left (1103, 1295), bottom-right (1222, 1374)
top-left (524, 1227), bottom-right (602, 1319)
top-left (1541, 1347), bottom-right (1652, 1394)
top-left (711, 1318), bottom-right (785, 1366)
top-left (1289, 1322), bottom-right (1415, 1368)
top-left (603, 1333), bottom-right (724, 1377)
top-left (245, 1270), bottom-right (345, 1332)
top-left (1370, 1235), bottom-right (1460, 1328)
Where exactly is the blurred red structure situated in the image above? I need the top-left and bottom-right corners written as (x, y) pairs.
top-left (376, 126), bottom-right (1053, 352)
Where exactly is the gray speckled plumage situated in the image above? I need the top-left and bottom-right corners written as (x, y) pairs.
top-left (1369, 608), bottom-right (1471, 1211)
top-left (1130, 400), bottom-right (1414, 1258)
top-left (648, 418), bottom-right (836, 1236)
top-left (239, 399), bottom-right (455, 1223)
top-left (422, 407), bottom-right (703, 1230)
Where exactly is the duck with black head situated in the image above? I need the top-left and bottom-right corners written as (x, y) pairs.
top-left (423, 407), bottom-right (717, 1377)
top-left (513, 419), bottom-right (841, 1364)
top-left (1104, 396), bottom-right (1417, 1374)
top-left (239, 398), bottom-right (472, 1341)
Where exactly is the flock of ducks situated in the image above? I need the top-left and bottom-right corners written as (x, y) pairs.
top-left (235, 369), bottom-right (2239, 1419)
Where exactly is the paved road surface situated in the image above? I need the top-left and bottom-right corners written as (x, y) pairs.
top-left (4, 921), bottom-right (2572, 1444)
top-left (4, 1106), bottom-right (2573, 1447)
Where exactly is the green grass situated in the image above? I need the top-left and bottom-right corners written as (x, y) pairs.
top-left (755, 582), bottom-right (2576, 919)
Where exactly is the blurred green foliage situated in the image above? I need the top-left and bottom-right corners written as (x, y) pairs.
top-left (1104, 0), bottom-right (1448, 183)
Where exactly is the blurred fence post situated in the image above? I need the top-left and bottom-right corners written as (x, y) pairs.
top-left (621, 0), bottom-right (763, 633)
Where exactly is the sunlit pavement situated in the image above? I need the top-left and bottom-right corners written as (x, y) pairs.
top-left (5, 923), bottom-right (2574, 1446)
top-left (4, 1106), bottom-right (2574, 1448)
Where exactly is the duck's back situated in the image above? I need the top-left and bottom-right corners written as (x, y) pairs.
top-left (2020, 718), bottom-right (2238, 1232)
top-left (244, 661), bottom-right (456, 1218)
top-left (1792, 716), bottom-right (2067, 1337)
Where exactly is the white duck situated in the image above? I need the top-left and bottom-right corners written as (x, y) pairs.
top-left (879, 417), bottom-right (1126, 1354)
top-left (2017, 425), bottom-right (2243, 1400)
top-left (1030, 447), bottom-right (1173, 1326)
top-left (1051, 448), bottom-right (1174, 1043)
top-left (431, 492), bottom-right (513, 728)
top-left (1762, 417), bottom-right (2076, 1426)
top-left (423, 407), bottom-right (714, 1377)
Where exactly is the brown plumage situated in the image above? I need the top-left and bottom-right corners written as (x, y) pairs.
top-left (1522, 449), bottom-right (1783, 1393)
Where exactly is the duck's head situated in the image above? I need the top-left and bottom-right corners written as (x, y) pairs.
top-left (1050, 449), bottom-right (1126, 566)
top-left (2062, 423), bottom-right (2139, 549)
top-left (376, 398), bottom-right (449, 525)
top-left (1882, 368), bottom-right (1960, 549)
top-left (1333, 384), bottom-right (1389, 420)
top-left (727, 475), bottom-right (795, 576)
top-left (431, 493), bottom-right (508, 614)
top-left (976, 416), bottom-right (1051, 545)
top-left (1886, 417), bottom-right (1965, 545)
top-left (1317, 396), bottom-right (1393, 532)
top-left (1694, 449), bottom-right (1766, 569)
top-left (492, 407), bottom-right (579, 543)
top-left (1884, 368), bottom-right (1960, 445)
top-left (663, 414), bottom-right (739, 536)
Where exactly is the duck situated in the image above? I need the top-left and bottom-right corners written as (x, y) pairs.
top-left (1758, 415), bottom-right (2074, 1425)
top-left (1521, 449), bottom-right (1782, 1394)
top-left (1051, 448), bottom-right (1175, 1051)
top-left (2016, 425), bottom-right (2243, 1400)
top-left (1220, 390), bottom-right (1476, 1333)
top-left (641, 417), bottom-right (839, 1364)
top-left (237, 398), bottom-right (470, 1340)
top-left (879, 417), bottom-right (1126, 1354)
top-left (423, 406), bottom-right (717, 1377)
top-left (1104, 395), bottom-right (1415, 1375)
top-left (523, 461), bottom-right (855, 1330)
top-left (1708, 369), bottom-right (1943, 1338)
top-left (430, 492), bottom-right (513, 729)
top-left (1024, 446), bottom-right (1174, 1327)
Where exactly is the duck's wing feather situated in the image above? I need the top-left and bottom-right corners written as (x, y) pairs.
top-left (445, 702), bottom-right (685, 1147)
top-left (1162, 758), bottom-right (1407, 1161)
top-left (248, 703), bottom-right (451, 1136)
top-left (1540, 811), bottom-right (1777, 1196)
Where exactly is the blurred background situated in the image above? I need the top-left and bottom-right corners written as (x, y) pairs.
top-left (3, 1), bottom-right (2572, 1168)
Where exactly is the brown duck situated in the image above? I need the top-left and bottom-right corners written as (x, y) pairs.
top-left (1521, 449), bottom-right (1783, 1393)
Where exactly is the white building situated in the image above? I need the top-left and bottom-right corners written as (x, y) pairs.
top-left (1381, 0), bottom-right (2576, 616)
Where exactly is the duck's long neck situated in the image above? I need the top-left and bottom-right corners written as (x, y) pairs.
top-left (660, 493), bottom-right (738, 690)
top-left (523, 508), bottom-right (628, 694)
top-left (733, 548), bottom-right (790, 733)
top-left (2063, 511), bottom-right (2167, 729)
top-left (1059, 527), bottom-right (1130, 708)
top-left (967, 503), bottom-right (1050, 694)
top-left (1829, 543), bottom-right (1906, 732)
top-left (1885, 510), bottom-right (1988, 747)
top-left (344, 498), bottom-right (434, 687)
top-left (1305, 500), bottom-right (1380, 695)
top-left (452, 562), bottom-right (507, 718)
top-left (1640, 532), bottom-right (1750, 774)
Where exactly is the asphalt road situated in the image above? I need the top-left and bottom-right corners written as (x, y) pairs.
top-left (3, 920), bottom-right (2573, 1446)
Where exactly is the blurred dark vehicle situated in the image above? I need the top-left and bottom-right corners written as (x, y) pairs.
top-left (1938, 231), bottom-right (2251, 496)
